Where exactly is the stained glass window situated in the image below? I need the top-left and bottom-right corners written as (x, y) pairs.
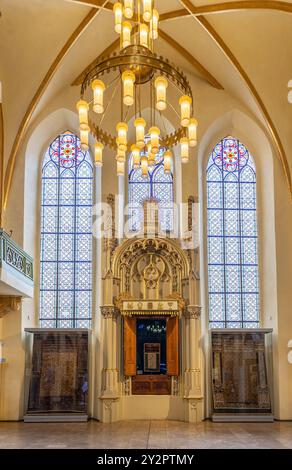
top-left (39, 132), bottom-right (93, 328)
top-left (128, 145), bottom-right (173, 232)
top-left (206, 136), bottom-right (259, 328)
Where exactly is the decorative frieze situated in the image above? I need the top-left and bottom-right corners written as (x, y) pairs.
top-left (120, 299), bottom-right (180, 317)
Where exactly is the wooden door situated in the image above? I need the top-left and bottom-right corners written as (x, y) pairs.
top-left (166, 316), bottom-right (179, 375)
top-left (124, 317), bottom-right (136, 376)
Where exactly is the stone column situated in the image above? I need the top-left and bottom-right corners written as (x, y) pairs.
top-left (99, 305), bottom-right (120, 423)
top-left (184, 304), bottom-right (204, 422)
top-left (100, 305), bottom-right (119, 398)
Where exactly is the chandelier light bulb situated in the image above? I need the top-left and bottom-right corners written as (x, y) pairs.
top-left (148, 152), bottom-right (155, 167)
top-left (134, 117), bottom-right (146, 148)
top-left (116, 146), bottom-right (126, 163)
top-left (91, 79), bottom-right (105, 114)
top-left (150, 9), bottom-right (159, 39)
top-left (113, 2), bottom-right (123, 34)
top-left (131, 144), bottom-right (140, 169)
top-left (180, 137), bottom-right (189, 163)
top-left (116, 122), bottom-right (128, 151)
top-left (141, 155), bottom-right (149, 178)
top-left (117, 160), bottom-right (125, 176)
top-left (142, 0), bottom-right (152, 22)
top-left (146, 143), bottom-right (155, 166)
top-left (139, 23), bottom-right (149, 49)
top-left (122, 21), bottom-right (132, 48)
top-left (80, 125), bottom-right (90, 151)
top-left (179, 95), bottom-right (192, 127)
top-left (94, 142), bottom-right (104, 167)
top-left (123, 0), bottom-right (134, 19)
top-left (164, 150), bottom-right (172, 174)
top-left (76, 100), bottom-right (89, 130)
top-left (122, 70), bottom-right (135, 106)
top-left (155, 76), bottom-right (168, 111)
top-left (149, 126), bottom-right (160, 154)
top-left (188, 118), bottom-right (198, 147)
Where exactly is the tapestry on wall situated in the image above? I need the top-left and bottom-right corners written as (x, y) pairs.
top-left (27, 331), bottom-right (88, 414)
top-left (211, 331), bottom-right (272, 413)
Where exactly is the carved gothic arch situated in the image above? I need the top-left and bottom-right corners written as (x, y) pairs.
top-left (111, 237), bottom-right (190, 296)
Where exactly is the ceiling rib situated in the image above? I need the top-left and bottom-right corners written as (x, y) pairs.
top-left (3, 4), bottom-right (109, 212)
top-left (179, 0), bottom-right (292, 198)
top-left (66, 0), bottom-right (114, 11)
top-left (4, 0), bottom-right (292, 212)
top-left (72, 28), bottom-right (223, 89)
top-left (67, 0), bottom-right (292, 20)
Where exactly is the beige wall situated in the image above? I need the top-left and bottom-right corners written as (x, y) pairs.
top-left (0, 68), bottom-right (292, 421)
top-left (273, 158), bottom-right (292, 419)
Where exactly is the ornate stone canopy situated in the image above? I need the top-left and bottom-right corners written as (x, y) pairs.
top-left (111, 237), bottom-right (190, 298)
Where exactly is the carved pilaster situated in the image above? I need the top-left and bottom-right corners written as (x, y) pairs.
top-left (184, 304), bottom-right (203, 400)
top-left (100, 305), bottom-right (119, 400)
top-left (0, 296), bottom-right (21, 318)
top-left (103, 194), bottom-right (118, 280)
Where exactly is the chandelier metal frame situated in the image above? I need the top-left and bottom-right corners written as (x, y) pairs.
top-left (81, 44), bottom-right (193, 150)
top-left (76, 0), bottom-right (198, 176)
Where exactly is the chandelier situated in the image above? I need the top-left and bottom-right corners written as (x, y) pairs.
top-left (76, 0), bottom-right (198, 176)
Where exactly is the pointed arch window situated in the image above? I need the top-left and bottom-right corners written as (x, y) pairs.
top-left (206, 136), bottom-right (259, 328)
top-left (128, 147), bottom-right (174, 232)
top-left (39, 132), bottom-right (93, 328)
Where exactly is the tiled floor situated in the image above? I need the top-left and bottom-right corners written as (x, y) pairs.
top-left (0, 420), bottom-right (292, 449)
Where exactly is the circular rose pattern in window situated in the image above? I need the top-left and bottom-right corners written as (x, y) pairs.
top-left (49, 133), bottom-right (85, 170)
top-left (212, 137), bottom-right (249, 172)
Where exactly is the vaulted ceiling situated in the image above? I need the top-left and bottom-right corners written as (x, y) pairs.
top-left (1, 0), bottom-right (292, 208)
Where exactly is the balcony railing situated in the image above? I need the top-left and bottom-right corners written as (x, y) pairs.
top-left (0, 230), bottom-right (33, 282)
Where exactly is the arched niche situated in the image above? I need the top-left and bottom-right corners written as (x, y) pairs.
top-left (22, 107), bottom-right (97, 319)
top-left (197, 108), bottom-right (278, 417)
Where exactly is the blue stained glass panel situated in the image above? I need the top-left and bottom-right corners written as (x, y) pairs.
top-left (128, 144), bottom-right (174, 231)
top-left (206, 136), bottom-right (259, 328)
top-left (39, 132), bottom-right (93, 328)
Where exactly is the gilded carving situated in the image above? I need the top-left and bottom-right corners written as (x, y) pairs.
top-left (143, 255), bottom-right (161, 289)
top-left (0, 296), bottom-right (21, 318)
top-left (114, 292), bottom-right (134, 310)
top-left (167, 292), bottom-right (185, 311)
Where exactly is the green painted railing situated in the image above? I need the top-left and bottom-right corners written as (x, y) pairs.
top-left (0, 230), bottom-right (33, 281)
